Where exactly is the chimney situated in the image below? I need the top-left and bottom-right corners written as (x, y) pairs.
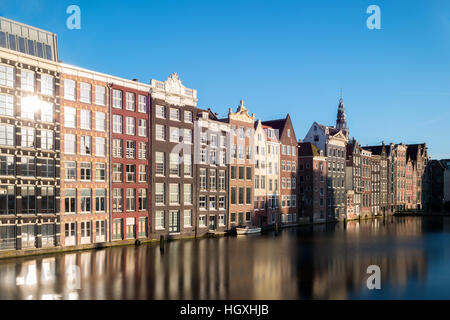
top-left (132, 78), bottom-right (138, 82)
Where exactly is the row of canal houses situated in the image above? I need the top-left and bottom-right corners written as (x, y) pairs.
top-left (0, 17), bottom-right (429, 255)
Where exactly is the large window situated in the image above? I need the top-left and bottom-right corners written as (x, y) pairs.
top-left (126, 188), bottom-right (136, 211)
top-left (22, 224), bottom-right (36, 249)
top-left (0, 93), bottom-right (14, 116)
top-left (169, 184), bottom-right (180, 204)
top-left (138, 189), bottom-right (147, 211)
top-left (64, 79), bottom-right (76, 100)
top-left (126, 164), bottom-right (135, 182)
top-left (21, 70), bottom-right (35, 92)
top-left (126, 141), bottom-right (135, 159)
top-left (138, 217), bottom-right (147, 238)
top-left (113, 189), bottom-right (123, 212)
top-left (80, 162), bottom-right (92, 181)
top-left (21, 127), bottom-right (35, 148)
top-left (112, 89), bottom-right (122, 108)
top-left (21, 186), bottom-right (36, 214)
top-left (64, 107), bottom-right (76, 128)
top-left (170, 108), bottom-right (180, 121)
top-left (0, 225), bottom-right (16, 250)
top-left (155, 211), bottom-right (165, 230)
top-left (184, 210), bottom-right (192, 228)
top-left (41, 224), bottom-right (55, 247)
top-left (20, 157), bottom-right (35, 176)
top-left (0, 65), bottom-right (14, 88)
top-left (95, 137), bottom-right (106, 157)
top-left (0, 124), bottom-right (14, 146)
top-left (40, 187), bottom-right (55, 213)
top-left (0, 186), bottom-right (15, 215)
top-left (113, 139), bottom-right (122, 158)
top-left (64, 134), bottom-right (76, 154)
top-left (113, 115), bottom-right (123, 133)
top-left (96, 163), bottom-right (106, 181)
top-left (95, 85), bottom-right (106, 106)
top-left (65, 189), bottom-right (76, 213)
top-left (96, 189), bottom-right (106, 212)
top-left (156, 105), bottom-right (165, 119)
top-left (138, 165), bottom-right (147, 182)
top-left (184, 154), bottom-right (192, 177)
top-left (41, 159), bottom-right (55, 178)
top-left (156, 152), bottom-right (165, 175)
top-left (170, 127), bottom-right (180, 142)
top-left (80, 136), bottom-right (92, 155)
top-left (80, 82), bottom-right (91, 103)
top-left (155, 183), bottom-right (165, 205)
top-left (81, 189), bottom-right (92, 213)
top-left (170, 153), bottom-right (180, 176)
top-left (138, 95), bottom-right (146, 113)
top-left (0, 156), bottom-right (14, 176)
top-left (219, 170), bottom-right (226, 190)
top-left (156, 124), bottom-right (165, 141)
top-left (65, 161), bottom-right (76, 180)
top-left (95, 112), bottom-right (106, 132)
top-left (138, 119), bottom-right (147, 137)
top-left (113, 163), bottom-right (123, 182)
top-left (113, 219), bottom-right (123, 240)
top-left (126, 92), bottom-right (135, 111)
top-left (209, 170), bottom-right (217, 190)
top-left (184, 184), bottom-right (192, 204)
top-left (41, 102), bottom-right (54, 122)
top-left (41, 130), bottom-right (54, 150)
top-left (138, 142), bottom-right (147, 160)
top-left (169, 210), bottom-right (180, 233)
top-left (126, 117), bottom-right (135, 135)
top-left (200, 169), bottom-right (207, 189)
top-left (81, 110), bottom-right (92, 130)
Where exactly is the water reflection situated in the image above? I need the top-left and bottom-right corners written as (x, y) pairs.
top-left (1, 216), bottom-right (449, 300)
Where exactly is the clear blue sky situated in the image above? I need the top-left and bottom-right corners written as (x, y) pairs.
top-left (1, 0), bottom-right (449, 159)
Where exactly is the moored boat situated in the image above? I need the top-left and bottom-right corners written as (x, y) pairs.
top-left (236, 226), bottom-right (262, 235)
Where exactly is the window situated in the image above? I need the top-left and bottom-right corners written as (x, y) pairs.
top-left (21, 127), bottom-right (35, 148)
top-left (170, 127), bottom-right (180, 142)
top-left (0, 156), bottom-right (14, 176)
top-left (113, 115), bottom-right (123, 133)
top-left (231, 213), bottom-right (236, 223)
top-left (0, 186), bottom-right (15, 214)
top-left (113, 163), bottom-right (123, 182)
top-left (80, 82), bottom-right (91, 103)
top-left (95, 85), bottom-right (106, 106)
top-left (184, 154), bottom-right (192, 177)
top-left (239, 167), bottom-right (244, 180)
top-left (22, 224), bottom-right (36, 249)
top-left (41, 158), bottom-right (55, 178)
top-left (138, 95), bottom-right (146, 113)
top-left (41, 130), bottom-right (53, 150)
top-left (156, 105), bottom-right (165, 119)
top-left (184, 184), bottom-right (192, 204)
top-left (113, 219), bottom-right (123, 240)
top-left (95, 112), bottom-right (106, 132)
top-left (64, 107), bottom-right (76, 128)
top-left (64, 134), bottom-right (76, 154)
top-left (138, 142), bottom-right (147, 160)
top-left (96, 163), bottom-right (106, 181)
top-left (95, 220), bottom-right (106, 242)
top-left (95, 137), bottom-right (106, 157)
top-left (41, 224), bottom-right (55, 247)
top-left (239, 187), bottom-right (244, 204)
top-left (199, 195), bottom-right (207, 209)
top-left (40, 187), bottom-right (55, 213)
top-left (112, 139), bottom-right (122, 158)
top-left (209, 196), bottom-right (216, 210)
top-left (184, 210), bottom-right (192, 227)
top-left (231, 187), bottom-right (236, 204)
top-left (21, 70), bottom-right (35, 92)
top-left (126, 92), bottom-right (135, 111)
top-left (219, 214), bottom-right (225, 226)
top-left (246, 167), bottom-right (252, 180)
top-left (0, 93), bottom-right (14, 116)
top-left (19, 157), bottom-right (35, 176)
top-left (65, 189), bottom-right (76, 213)
top-left (113, 189), bottom-right (123, 212)
top-left (80, 136), bottom-right (92, 155)
top-left (169, 184), bottom-right (180, 204)
top-left (21, 98), bottom-right (35, 120)
top-left (126, 164), bottom-right (135, 182)
top-left (81, 221), bottom-right (92, 244)
top-left (138, 189), bottom-right (147, 211)
top-left (246, 188), bottom-right (251, 204)
top-left (219, 196), bottom-right (226, 209)
top-left (126, 117), bottom-right (135, 135)
top-left (184, 129), bottom-right (192, 144)
top-left (169, 210), bottom-right (180, 232)
top-left (138, 119), bottom-right (147, 137)
top-left (155, 183), bottom-right (165, 205)
top-left (200, 169), bottom-right (207, 189)
top-left (156, 124), bottom-right (165, 141)
top-left (209, 170), bottom-right (217, 190)
top-left (21, 186), bottom-right (36, 214)
top-left (64, 79), bottom-right (76, 100)
top-left (113, 89), bottom-right (122, 108)
top-left (0, 65), bottom-right (14, 88)
top-left (138, 165), bottom-right (147, 182)
top-left (80, 162), bottom-right (92, 181)
top-left (170, 108), bottom-right (180, 121)
top-left (184, 111), bottom-right (193, 123)
top-left (199, 215), bottom-right (206, 228)
top-left (126, 188), bottom-right (136, 211)
top-left (169, 153), bottom-right (180, 176)
top-left (219, 171), bottom-right (226, 190)
top-left (138, 217), bottom-right (147, 238)
top-left (64, 161), bottom-right (76, 181)
top-left (155, 152), bottom-right (165, 175)
top-left (155, 211), bottom-right (165, 230)
top-left (126, 141), bottom-right (135, 159)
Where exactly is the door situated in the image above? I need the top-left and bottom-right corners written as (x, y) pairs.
top-left (238, 212), bottom-right (244, 226)
top-left (169, 210), bottom-right (180, 233)
top-left (209, 216), bottom-right (216, 231)
top-left (65, 222), bottom-right (76, 246)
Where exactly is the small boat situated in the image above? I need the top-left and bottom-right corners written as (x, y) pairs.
top-left (236, 226), bottom-right (262, 235)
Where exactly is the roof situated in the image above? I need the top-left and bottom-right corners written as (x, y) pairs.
top-left (406, 143), bottom-right (426, 162)
top-left (298, 142), bottom-right (322, 157)
top-left (364, 144), bottom-right (391, 156)
top-left (261, 118), bottom-right (286, 132)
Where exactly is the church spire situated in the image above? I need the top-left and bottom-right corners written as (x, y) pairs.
top-left (336, 94), bottom-right (348, 137)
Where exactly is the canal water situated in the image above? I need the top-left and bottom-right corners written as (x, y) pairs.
top-left (1, 216), bottom-right (450, 300)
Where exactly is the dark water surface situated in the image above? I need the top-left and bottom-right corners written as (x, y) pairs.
top-left (2, 216), bottom-right (450, 300)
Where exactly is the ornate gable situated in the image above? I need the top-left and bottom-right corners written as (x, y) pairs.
top-left (228, 100), bottom-right (256, 124)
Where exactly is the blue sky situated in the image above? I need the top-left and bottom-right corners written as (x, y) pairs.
top-left (1, 0), bottom-right (449, 158)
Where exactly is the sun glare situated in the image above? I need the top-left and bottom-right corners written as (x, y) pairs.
top-left (21, 96), bottom-right (42, 113)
